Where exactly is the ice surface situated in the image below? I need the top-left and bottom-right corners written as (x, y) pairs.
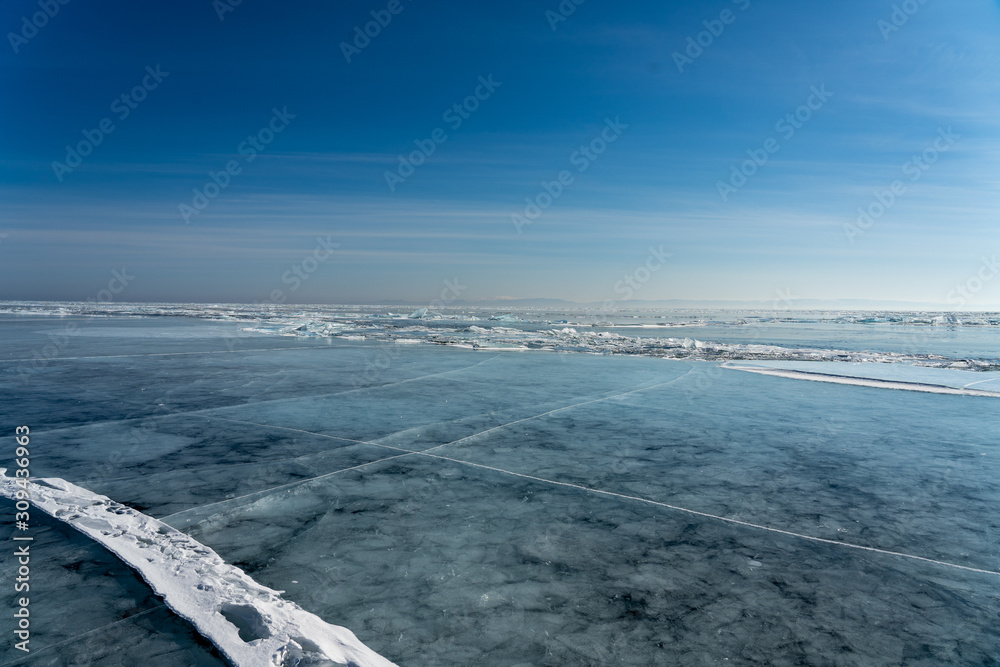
top-left (0, 470), bottom-right (396, 667)
top-left (3, 309), bottom-right (1000, 665)
top-left (4, 300), bottom-right (999, 364)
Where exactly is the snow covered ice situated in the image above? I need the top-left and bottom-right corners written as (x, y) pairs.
top-left (0, 471), bottom-right (395, 667)
top-left (2, 307), bottom-right (999, 665)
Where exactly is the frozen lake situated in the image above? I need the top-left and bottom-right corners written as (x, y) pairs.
top-left (1, 312), bottom-right (999, 665)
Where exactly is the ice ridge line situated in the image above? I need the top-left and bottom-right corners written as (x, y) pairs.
top-left (724, 364), bottom-right (1000, 397)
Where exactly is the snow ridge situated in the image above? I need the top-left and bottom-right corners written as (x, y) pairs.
top-left (724, 364), bottom-right (1000, 397)
top-left (0, 470), bottom-right (396, 667)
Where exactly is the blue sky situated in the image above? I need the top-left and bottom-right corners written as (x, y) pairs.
top-left (1, 0), bottom-right (999, 306)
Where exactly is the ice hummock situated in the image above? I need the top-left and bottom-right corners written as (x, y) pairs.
top-left (5, 299), bottom-right (998, 369)
top-left (0, 470), bottom-right (396, 667)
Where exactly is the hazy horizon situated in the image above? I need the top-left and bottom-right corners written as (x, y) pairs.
top-left (4, 297), bottom-right (1000, 313)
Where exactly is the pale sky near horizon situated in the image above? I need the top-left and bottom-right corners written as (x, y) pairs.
top-left (2, 0), bottom-right (999, 307)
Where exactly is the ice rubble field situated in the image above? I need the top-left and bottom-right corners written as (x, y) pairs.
top-left (1, 313), bottom-right (999, 665)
